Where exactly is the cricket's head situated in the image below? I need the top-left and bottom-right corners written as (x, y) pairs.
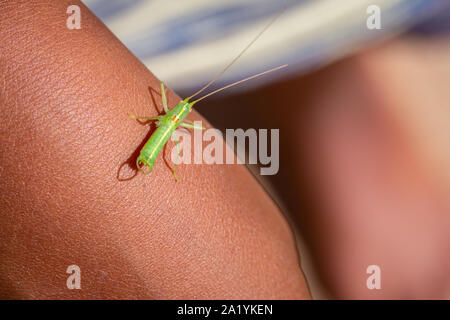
top-left (136, 156), bottom-right (153, 175)
top-left (183, 97), bottom-right (195, 110)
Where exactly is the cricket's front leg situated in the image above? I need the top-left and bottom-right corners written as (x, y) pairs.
top-left (160, 82), bottom-right (169, 113)
top-left (180, 120), bottom-right (206, 130)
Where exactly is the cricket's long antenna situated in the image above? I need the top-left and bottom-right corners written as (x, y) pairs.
top-left (187, 2), bottom-right (289, 101)
top-left (192, 64), bottom-right (288, 104)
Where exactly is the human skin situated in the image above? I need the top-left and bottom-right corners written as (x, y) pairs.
top-left (201, 38), bottom-right (450, 299)
top-left (0, 1), bottom-right (310, 299)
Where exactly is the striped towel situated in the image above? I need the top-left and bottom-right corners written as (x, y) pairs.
top-left (83, 0), bottom-right (450, 94)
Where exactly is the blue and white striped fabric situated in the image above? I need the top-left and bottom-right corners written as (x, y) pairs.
top-left (83, 0), bottom-right (450, 94)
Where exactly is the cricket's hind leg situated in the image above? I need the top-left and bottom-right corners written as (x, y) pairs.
top-left (172, 136), bottom-right (181, 181)
top-left (128, 115), bottom-right (162, 121)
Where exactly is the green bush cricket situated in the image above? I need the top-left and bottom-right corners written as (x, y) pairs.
top-left (130, 5), bottom-right (288, 180)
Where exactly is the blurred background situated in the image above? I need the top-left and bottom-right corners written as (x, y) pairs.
top-left (83, 0), bottom-right (450, 299)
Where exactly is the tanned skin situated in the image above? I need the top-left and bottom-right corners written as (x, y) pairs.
top-left (0, 1), bottom-right (310, 299)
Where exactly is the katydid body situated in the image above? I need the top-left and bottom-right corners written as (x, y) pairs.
top-left (130, 83), bottom-right (203, 178)
top-left (136, 99), bottom-right (193, 174)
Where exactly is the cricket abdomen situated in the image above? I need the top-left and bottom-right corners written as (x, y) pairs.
top-left (136, 99), bottom-right (193, 174)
